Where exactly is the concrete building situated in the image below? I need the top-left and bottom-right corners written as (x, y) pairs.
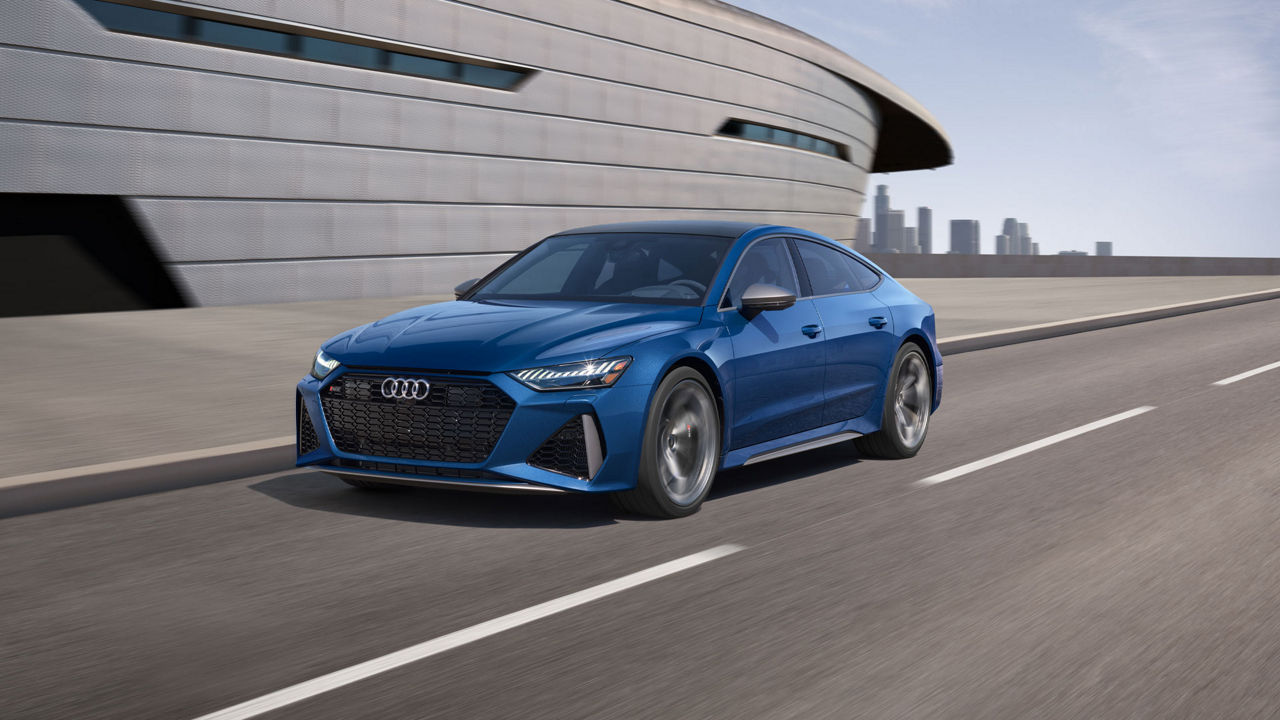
top-left (995, 234), bottom-right (1010, 255)
top-left (0, 0), bottom-right (951, 313)
top-left (994, 218), bottom-right (1034, 256)
top-left (1033, 242), bottom-right (1040, 255)
top-left (884, 210), bottom-right (907, 253)
top-left (854, 217), bottom-right (873, 254)
top-left (950, 219), bottom-right (981, 255)
top-left (903, 227), bottom-right (919, 255)
top-left (1002, 218), bottom-right (1019, 254)
top-left (873, 185), bottom-right (891, 252)
top-left (917, 206), bottom-right (932, 254)
top-left (1096, 241), bottom-right (1114, 256)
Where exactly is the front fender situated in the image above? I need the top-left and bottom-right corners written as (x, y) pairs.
top-left (609, 317), bottom-right (736, 454)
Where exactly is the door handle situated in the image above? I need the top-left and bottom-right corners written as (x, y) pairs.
top-left (801, 324), bottom-right (823, 338)
top-left (868, 316), bottom-right (888, 329)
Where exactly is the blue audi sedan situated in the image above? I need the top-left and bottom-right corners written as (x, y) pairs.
top-left (297, 221), bottom-right (941, 517)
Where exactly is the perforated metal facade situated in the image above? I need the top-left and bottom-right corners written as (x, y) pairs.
top-left (0, 0), bottom-right (950, 306)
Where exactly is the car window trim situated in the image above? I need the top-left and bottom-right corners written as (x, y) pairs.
top-left (718, 235), bottom-right (803, 311)
top-left (789, 237), bottom-right (883, 298)
top-left (785, 238), bottom-right (814, 298)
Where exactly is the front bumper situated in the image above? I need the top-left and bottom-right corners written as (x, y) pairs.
top-left (296, 367), bottom-right (651, 493)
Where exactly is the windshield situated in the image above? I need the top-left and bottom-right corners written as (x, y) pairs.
top-left (470, 233), bottom-right (730, 305)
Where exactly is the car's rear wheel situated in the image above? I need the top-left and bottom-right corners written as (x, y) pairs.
top-left (855, 344), bottom-right (932, 459)
top-left (611, 367), bottom-right (720, 518)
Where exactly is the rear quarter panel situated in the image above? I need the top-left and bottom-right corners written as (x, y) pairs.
top-left (871, 276), bottom-right (943, 412)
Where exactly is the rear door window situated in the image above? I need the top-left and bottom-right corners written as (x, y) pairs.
top-left (794, 240), bottom-right (880, 296)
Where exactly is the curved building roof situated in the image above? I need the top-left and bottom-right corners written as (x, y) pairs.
top-left (626, 0), bottom-right (953, 173)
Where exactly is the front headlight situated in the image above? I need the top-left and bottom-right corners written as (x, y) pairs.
top-left (310, 349), bottom-right (340, 380)
top-left (508, 357), bottom-right (632, 391)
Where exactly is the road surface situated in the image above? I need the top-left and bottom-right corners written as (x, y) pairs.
top-left (3, 299), bottom-right (1279, 719)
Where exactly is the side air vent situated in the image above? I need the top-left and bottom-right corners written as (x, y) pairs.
top-left (529, 415), bottom-right (605, 480)
top-left (298, 400), bottom-right (320, 456)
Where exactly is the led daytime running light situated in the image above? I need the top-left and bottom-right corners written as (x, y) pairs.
top-left (513, 359), bottom-right (627, 382)
top-left (510, 357), bottom-right (631, 391)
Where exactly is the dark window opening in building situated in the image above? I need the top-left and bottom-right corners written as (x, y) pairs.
top-left (717, 119), bottom-right (848, 160)
top-left (73, 0), bottom-right (533, 90)
top-left (198, 18), bottom-right (292, 55)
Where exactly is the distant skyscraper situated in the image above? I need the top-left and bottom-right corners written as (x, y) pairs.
top-left (885, 210), bottom-right (906, 253)
top-left (854, 217), bottom-right (873, 254)
top-left (1018, 222), bottom-right (1031, 255)
top-left (874, 185), bottom-right (890, 251)
top-left (1032, 242), bottom-right (1040, 255)
top-left (904, 227), bottom-right (919, 254)
top-left (1002, 218), bottom-right (1022, 255)
top-left (917, 207), bottom-right (932, 254)
top-left (950, 219), bottom-right (980, 255)
top-left (995, 234), bottom-right (1010, 255)
top-left (998, 217), bottom-right (1018, 253)
top-left (1058, 250), bottom-right (1088, 256)
top-left (1096, 241), bottom-right (1113, 256)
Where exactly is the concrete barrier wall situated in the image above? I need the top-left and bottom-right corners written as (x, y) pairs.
top-left (861, 253), bottom-right (1280, 278)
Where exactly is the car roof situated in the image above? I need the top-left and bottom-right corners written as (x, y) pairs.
top-left (549, 220), bottom-right (766, 238)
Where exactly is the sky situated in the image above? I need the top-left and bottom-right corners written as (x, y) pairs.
top-left (731, 0), bottom-right (1280, 257)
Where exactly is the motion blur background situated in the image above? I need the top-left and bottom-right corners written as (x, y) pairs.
top-left (2, 0), bottom-right (951, 313)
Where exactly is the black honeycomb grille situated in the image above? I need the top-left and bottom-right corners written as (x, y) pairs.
top-left (298, 403), bottom-right (320, 455)
top-left (320, 373), bottom-right (515, 463)
top-left (332, 458), bottom-right (505, 481)
top-left (529, 417), bottom-right (592, 479)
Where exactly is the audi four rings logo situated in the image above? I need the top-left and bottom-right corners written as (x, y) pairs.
top-left (380, 377), bottom-right (431, 400)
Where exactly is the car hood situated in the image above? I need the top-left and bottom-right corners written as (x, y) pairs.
top-left (323, 300), bottom-right (702, 373)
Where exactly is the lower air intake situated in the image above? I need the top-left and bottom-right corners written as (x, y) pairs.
top-left (529, 415), bottom-right (604, 479)
top-left (298, 403), bottom-right (320, 456)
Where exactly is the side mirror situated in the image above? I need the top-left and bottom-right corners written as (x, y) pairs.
top-left (454, 278), bottom-right (480, 299)
top-left (740, 283), bottom-right (796, 312)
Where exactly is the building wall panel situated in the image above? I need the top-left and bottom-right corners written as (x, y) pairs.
top-left (0, 0), bottom-right (915, 306)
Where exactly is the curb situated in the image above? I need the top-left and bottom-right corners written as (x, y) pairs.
top-left (3, 288), bottom-right (1277, 518)
top-left (937, 287), bottom-right (1280, 355)
top-left (0, 437), bottom-right (295, 519)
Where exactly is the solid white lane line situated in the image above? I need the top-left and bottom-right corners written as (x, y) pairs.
top-left (191, 544), bottom-right (746, 720)
top-left (1213, 360), bottom-right (1280, 386)
top-left (916, 406), bottom-right (1157, 487)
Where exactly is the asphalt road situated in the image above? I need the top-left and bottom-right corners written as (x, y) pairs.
top-left (3, 299), bottom-right (1279, 719)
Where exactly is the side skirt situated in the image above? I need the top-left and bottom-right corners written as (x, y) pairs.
top-left (742, 431), bottom-right (861, 466)
top-left (720, 419), bottom-right (872, 470)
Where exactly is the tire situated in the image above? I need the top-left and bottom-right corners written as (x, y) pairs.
top-left (341, 477), bottom-right (391, 490)
top-left (610, 367), bottom-right (721, 518)
top-left (854, 344), bottom-right (933, 459)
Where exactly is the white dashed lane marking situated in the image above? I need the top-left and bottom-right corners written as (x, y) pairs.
top-left (1213, 360), bottom-right (1280, 387)
top-left (191, 544), bottom-right (746, 720)
top-left (916, 407), bottom-right (1157, 486)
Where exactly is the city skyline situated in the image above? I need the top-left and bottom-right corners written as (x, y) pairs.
top-left (866, 185), bottom-right (1105, 256)
top-left (732, 0), bottom-right (1280, 258)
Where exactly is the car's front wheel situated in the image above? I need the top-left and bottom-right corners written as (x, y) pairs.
top-left (855, 344), bottom-right (932, 459)
top-left (611, 367), bottom-right (721, 518)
